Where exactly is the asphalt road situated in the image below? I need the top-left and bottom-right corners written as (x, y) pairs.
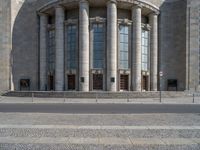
top-left (0, 103), bottom-right (199, 114)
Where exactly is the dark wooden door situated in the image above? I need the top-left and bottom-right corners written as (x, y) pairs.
top-left (48, 75), bottom-right (54, 91)
top-left (120, 75), bottom-right (128, 91)
top-left (93, 74), bottom-right (103, 90)
top-left (142, 76), bottom-right (148, 91)
top-left (68, 75), bottom-right (76, 90)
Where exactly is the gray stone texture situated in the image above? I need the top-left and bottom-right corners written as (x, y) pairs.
top-left (12, 0), bottom-right (40, 91)
top-left (39, 14), bottom-right (48, 91)
top-left (55, 6), bottom-right (65, 91)
top-left (186, 0), bottom-right (200, 91)
top-left (0, 113), bottom-right (200, 149)
top-left (107, 0), bottom-right (118, 91)
top-left (0, 0), bottom-right (199, 92)
top-left (0, 0), bottom-right (11, 91)
top-left (150, 12), bottom-right (158, 91)
top-left (79, 0), bottom-right (90, 91)
top-left (132, 5), bottom-right (142, 91)
top-left (159, 0), bottom-right (187, 91)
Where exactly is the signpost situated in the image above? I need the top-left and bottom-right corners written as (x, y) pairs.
top-left (159, 71), bottom-right (163, 103)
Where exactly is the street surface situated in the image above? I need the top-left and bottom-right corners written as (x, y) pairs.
top-left (0, 97), bottom-right (200, 149)
top-left (0, 103), bottom-right (199, 114)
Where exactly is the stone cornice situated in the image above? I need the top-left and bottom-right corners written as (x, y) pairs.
top-left (90, 17), bottom-right (106, 23)
top-left (107, 0), bottom-right (117, 5)
top-left (64, 19), bottom-right (78, 25)
top-left (79, 0), bottom-right (89, 4)
top-left (47, 24), bottom-right (55, 30)
top-left (38, 12), bottom-right (49, 16)
top-left (37, 0), bottom-right (160, 13)
top-left (118, 19), bottom-right (132, 26)
top-left (149, 10), bottom-right (160, 16)
top-left (142, 23), bottom-right (151, 31)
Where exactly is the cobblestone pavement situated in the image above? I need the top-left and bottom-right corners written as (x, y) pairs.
top-left (0, 113), bottom-right (200, 149)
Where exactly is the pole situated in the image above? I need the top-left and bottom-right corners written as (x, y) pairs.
top-left (160, 84), bottom-right (161, 103)
top-left (193, 93), bottom-right (195, 103)
top-left (32, 92), bottom-right (34, 103)
top-left (127, 93), bottom-right (129, 102)
top-left (159, 71), bottom-right (163, 103)
top-left (64, 92), bottom-right (66, 103)
top-left (96, 93), bottom-right (98, 103)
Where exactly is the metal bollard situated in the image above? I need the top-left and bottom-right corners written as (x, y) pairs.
top-left (32, 92), bottom-right (34, 103)
top-left (193, 93), bottom-right (195, 103)
top-left (64, 92), bottom-right (66, 103)
top-left (96, 93), bottom-right (98, 103)
top-left (127, 93), bottom-right (129, 102)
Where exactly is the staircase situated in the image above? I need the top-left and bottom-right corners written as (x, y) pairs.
top-left (3, 91), bottom-right (189, 98)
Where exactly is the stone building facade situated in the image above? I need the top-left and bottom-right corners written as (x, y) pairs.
top-left (0, 0), bottom-right (199, 92)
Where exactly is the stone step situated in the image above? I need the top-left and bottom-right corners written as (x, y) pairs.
top-left (4, 91), bottom-right (189, 98)
top-left (0, 137), bottom-right (199, 150)
top-left (0, 125), bottom-right (199, 138)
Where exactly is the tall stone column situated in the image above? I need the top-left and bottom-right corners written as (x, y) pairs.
top-left (149, 12), bottom-right (158, 91)
top-left (55, 6), bottom-right (65, 91)
top-left (132, 5), bottom-right (142, 91)
top-left (79, 0), bottom-right (89, 91)
top-left (39, 13), bottom-right (48, 91)
top-left (107, 0), bottom-right (117, 91)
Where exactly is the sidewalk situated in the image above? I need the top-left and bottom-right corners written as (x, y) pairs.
top-left (0, 96), bottom-right (199, 104)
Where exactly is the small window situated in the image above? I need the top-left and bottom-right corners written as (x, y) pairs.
top-left (80, 77), bottom-right (85, 83)
top-left (20, 79), bottom-right (30, 91)
top-left (111, 77), bottom-right (115, 83)
top-left (167, 79), bottom-right (178, 91)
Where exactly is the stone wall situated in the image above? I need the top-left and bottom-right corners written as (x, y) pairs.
top-left (159, 0), bottom-right (187, 91)
top-left (0, 0), bottom-right (11, 91)
top-left (186, 0), bottom-right (200, 91)
top-left (12, 0), bottom-right (39, 90)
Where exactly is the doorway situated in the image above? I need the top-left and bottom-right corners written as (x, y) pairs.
top-left (142, 75), bottom-right (148, 91)
top-left (68, 75), bottom-right (76, 90)
top-left (93, 74), bottom-right (103, 90)
top-left (120, 75), bottom-right (129, 91)
top-left (48, 75), bottom-right (54, 91)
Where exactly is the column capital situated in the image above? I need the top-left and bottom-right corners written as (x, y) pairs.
top-left (142, 24), bottom-right (151, 31)
top-left (38, 12), bottom-right (48, 16)
top-left (55, 4), bottom-right (64, 9)
top-left (107, 0), bottom-right (117, 5)
top-left (149, 10), bottom-right (160, 16)
top-left (79, 0), bottom-right (89, 4)
top-left (132, 2), bottom-right (143, 9)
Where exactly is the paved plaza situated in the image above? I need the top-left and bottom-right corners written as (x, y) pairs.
top-left (0, 113), bottom-right (200, 149)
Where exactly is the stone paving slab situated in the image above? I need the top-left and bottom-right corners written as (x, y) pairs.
top-left (0, 125), bottom-right (200, 138)
top-left (1, 125), bottom-right (200, 130)
top-left (0, 137), bottom-right (199, 145)
top-left (0, 113), bottom-right (199, 149)
top-left (0, 113), bottom-right (200, 126)
top-left (1, 143), bottom-right (199, 150)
